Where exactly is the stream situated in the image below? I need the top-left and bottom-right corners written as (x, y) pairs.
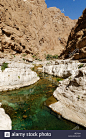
top-left (0, 65), bottom-right (85, 130)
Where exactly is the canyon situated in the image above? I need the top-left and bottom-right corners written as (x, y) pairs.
top-left (0, 0), bottom-right (86, 130)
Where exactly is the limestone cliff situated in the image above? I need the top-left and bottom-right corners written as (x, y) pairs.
top-left (60, 8), bottom-right (86, 62)
top-left (42, 59), bottom-right (86, 127)
top-left (49, 65), bottom-right (86, 127)
top-left (0, 0), bottom-right (76, 60)
top-left (0, 58), bottom-right (40, 91)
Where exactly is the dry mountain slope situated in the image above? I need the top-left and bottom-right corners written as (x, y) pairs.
top-left (60, 8), bottom-right (86, 62)
top-left (0, 0), bottom-right (76, 60)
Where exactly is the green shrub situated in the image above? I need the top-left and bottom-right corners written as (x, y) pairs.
top-left (18, 76), bottom-right (20, 79)
top-left (46, 54), bottom-right (53, 60)
top-left (22, 54), bottom-right (27, 57)
top-left (1, 62), bottom-right (8, 71)
top-left (78, 95), bottom-right (80, 100)
top-left (37, 59), bottom-right (42, 61)
top-left (32, 67), bottom-right (35, 71)
top-left (46, 54), bottom-right (58, 60)
top-left (56, 78), bottom-right (63, 82)
top-left (32, 55), bottom-right (37, 59)
top-left (53, 55), bottom-right (58, 59)
top-left (69, 77), bottom-right (71, 80)
top-left (23, 58), bottom-right (25, 61)
top-left (46, 62), bottom-right (51, 65)
top-left (32, 55), bottom-right (35, 58)
top-left (78, 64), bottom-right (84, 69)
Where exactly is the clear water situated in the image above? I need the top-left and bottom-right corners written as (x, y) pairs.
top-left (0, 70), bottom-right (85, 130)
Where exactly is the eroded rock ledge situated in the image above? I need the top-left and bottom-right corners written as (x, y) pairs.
top-left (0, 59), bottom-right (40, 91)
top-left (42, 60), bottom-right (86, 127)
top-left (43, 59), bottom-right (86, 78)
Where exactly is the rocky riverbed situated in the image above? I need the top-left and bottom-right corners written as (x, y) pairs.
top-left (0, 57), bottom-right (86, 129)
top-left (41, 59), bottom-right (86, 128)
top-left (0, 56), bottom-right (40, 130)
top-left (0, 58), bottom-right (40, 92)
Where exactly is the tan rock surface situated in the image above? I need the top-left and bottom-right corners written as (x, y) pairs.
top-left (0, 0), bottom-right (76, 60)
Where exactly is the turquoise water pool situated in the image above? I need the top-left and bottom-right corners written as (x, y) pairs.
top-left (1, 71), bottom-right (85, 130)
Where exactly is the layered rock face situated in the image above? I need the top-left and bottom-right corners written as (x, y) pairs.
top-left (0, 59), bottom-right (39, 91)
top-left (42, 60), bottom-right (86, 127)
top-left (43, 59), bottom-right (83, 78)
top-left (49, 67), bottom-right (86, 127)
top-left (0, 0), bottom-right (76, 59)
top-left (60, 8), bottom-right (86, 61)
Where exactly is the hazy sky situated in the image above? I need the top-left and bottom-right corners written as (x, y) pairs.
top-left (45, 0), bottom-right (86, 20)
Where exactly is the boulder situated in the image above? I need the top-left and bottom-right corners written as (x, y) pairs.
top-left (23, 55), bottom-right (33, 62)
top-left (0, 106), bottom-right (12, 130)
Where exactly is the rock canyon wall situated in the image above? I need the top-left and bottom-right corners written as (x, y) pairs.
top-left (0, 0), bottom-right (76, 60)
top-left (60, 8), bottom-right (86, 62)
